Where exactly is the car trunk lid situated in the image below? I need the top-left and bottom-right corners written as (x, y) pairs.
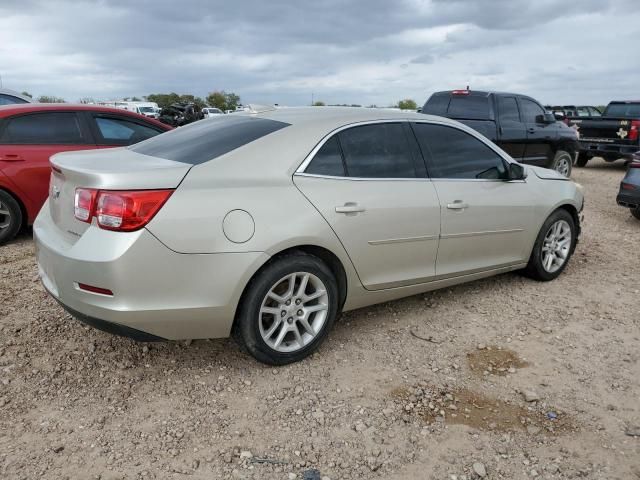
top-left (49, 147), bottom-right (191, 244)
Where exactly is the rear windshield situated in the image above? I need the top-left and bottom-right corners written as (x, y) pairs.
top-left (603, 103), bottom-right (640, 118)
top-left (423, 93), bottom-right (490, 120)
top-left (130, 116), bottom-right (289, 164)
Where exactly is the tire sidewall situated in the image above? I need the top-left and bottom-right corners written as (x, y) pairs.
top-left (238, 254), bottom-right (338, 365)
top-left (0, 191), bottom-right (22, 245)
top-left (527, 209), bottom-right (576, 281)
top-left (631, 207), bottom-right (640, 220)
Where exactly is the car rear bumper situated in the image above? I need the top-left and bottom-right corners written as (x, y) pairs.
top-left (617, 190), bottom-right (640, 209)
top-left (34, 205), bottom-right (269, 340)
top-left (578, 141), bottom-right (639, 159)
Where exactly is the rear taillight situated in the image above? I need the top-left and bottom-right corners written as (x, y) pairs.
top-left (74, 188), bottom-right (173, 231)
top-left (629, 120), bottom-right (640, 141)
top-left (451, 89), bottom-right (469, 95)
top-left (74, 188), bottom-right (97, 222)
top-left (629, 161), bottom-right (640, 169)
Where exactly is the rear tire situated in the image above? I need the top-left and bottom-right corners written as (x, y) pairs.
top-left (235, 252), bottom-right (339, 365)
top-left (0, 191), bottom-right (22, 246)
top-left (631, 207), bottom-right (640, 220)
top-left (551, 150), bottom-right (573, 177)
top-left (523, 209), bottom-right (576, 281)
top-left (576, 152), bottom-right (589, 167)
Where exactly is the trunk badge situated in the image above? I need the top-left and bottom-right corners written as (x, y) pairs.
top-left (52, 186), bottom-right (60, 199)
top-left (616, 128), bottom-right (628, 139)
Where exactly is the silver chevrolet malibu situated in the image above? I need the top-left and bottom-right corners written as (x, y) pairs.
top-left (35, 107), bottom-right (584, 365)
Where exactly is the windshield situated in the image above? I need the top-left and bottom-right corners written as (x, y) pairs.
top-left (604, 103), bottom-right (640, 118)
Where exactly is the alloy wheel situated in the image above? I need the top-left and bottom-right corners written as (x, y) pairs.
top-left (541, 219), bottom-right (572, 273)
top-left (0, 200), bottom-right (11, 232)
top-left (555, 157), bottom-right (571, 177)
top-left (258, 272), bottom-right (329, 353)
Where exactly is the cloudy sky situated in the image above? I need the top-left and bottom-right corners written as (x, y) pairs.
top-left (1, 0), bottom-right (639, 106)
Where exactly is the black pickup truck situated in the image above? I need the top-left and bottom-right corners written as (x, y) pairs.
top-left (423, 90), bottom-right (580, 177)
top-left (568, 101), bottom-right (640, 167)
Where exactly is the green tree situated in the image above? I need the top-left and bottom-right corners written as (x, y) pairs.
top-left (206, 91), bottom-right (241, 111)
top-left (37, 95), bottom-right (65, 103)
top-left (21, 91), bottom-right (32, 98)
top-left (146, 93), bottom-right (181, 109)
top-left (312, 101), bottom-right (325, 106)
top-left (397, 99), bottom-right (417, 110)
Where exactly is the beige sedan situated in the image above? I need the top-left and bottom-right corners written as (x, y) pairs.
top-left (34, 106), bottom-right (583, 365)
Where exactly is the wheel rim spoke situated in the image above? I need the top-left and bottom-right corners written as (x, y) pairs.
top-left (259, 271), bottom-right (330, 353)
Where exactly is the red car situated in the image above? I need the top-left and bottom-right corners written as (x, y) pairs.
top-left (0, 104), bottom-right (172, 244)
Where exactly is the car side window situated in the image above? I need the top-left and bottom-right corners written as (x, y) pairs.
top-left (305, 135), bottom-right (345, 176)
top-left (497, 96), bottom-right (520, 123)
top-left (0, 112), bottom-right (84, 144)
top-left (338, 123), bottom-right (418, 178)
top-left (412, 123), bottom-right (508, 180)
top-left (94, 116), bottom-right (161, 145)
top-left (520, 98), bottom-right (545, 123)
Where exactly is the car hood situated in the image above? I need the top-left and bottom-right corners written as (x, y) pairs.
top-left (529, 166), bottom-right (569, 181)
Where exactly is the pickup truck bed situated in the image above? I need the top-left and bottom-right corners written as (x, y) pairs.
top-left (568, 101), bottom-right (640, 166)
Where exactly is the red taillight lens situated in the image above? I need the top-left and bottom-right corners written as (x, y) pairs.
top-left (74, 188), bottom-right (97, 222)
top-left (629, 161), bottom-right (640, 169)
top-left (74, 188), bottom-right (172, 231)
top-left (629, 120), bottom-right (640, 141)
top-left (451, 89), bottom-right (470, 95)
top-left (77, 283), bottom-right (114, 296)
top-left (95, 190), bottom-right (173, 232)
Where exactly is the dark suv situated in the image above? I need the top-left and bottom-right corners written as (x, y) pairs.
top-left (422, 90), bottom-right (580, 177)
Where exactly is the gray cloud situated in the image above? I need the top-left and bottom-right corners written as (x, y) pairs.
top-left (0, 0), bottom-right (638, 106)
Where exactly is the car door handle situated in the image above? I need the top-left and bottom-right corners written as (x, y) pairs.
top-left (527, 128), bottom-right (536, 134)
top-left (447, 201), bottom-right (469, 210)
top-left (0, 154), bottom-right (25, 162)
top-left (335, 203), bottom-right (365, 214)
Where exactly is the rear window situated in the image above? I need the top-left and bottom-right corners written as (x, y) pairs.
top-left (130, 116), bottom-right (289, 164)
top-left (603, 103), bottom-right (640, 118)
top-left (423, 94), bottom-right (450, 116)
top-left (447, 95), bottom-right (491, 120)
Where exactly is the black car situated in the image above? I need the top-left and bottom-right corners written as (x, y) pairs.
top-left (422, 90), bottom-right (580, 177)
top-left (616, 151), bottom-right (640, 220)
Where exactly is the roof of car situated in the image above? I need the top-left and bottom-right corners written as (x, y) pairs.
top-left (0, 103), bottom-right (172, 129)
top-left (239, 106), bottom-right (454, 128)
top-left (0, 88), bottom-right (33, 103)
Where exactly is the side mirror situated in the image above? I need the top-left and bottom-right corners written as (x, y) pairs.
top-left (536, 113), bottom-right (556, 124)
top-left (508, 163), bottom-right (527, 181)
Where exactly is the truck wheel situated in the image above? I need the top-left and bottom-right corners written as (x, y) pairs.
top-left (631, 207), bottom-right (640, 221)
top-left (551, 150), bottom-right (573, 177)
top-left (575, 153), bottom-right (589, 167)
top-left (0, 190), bottom-right (23, 246)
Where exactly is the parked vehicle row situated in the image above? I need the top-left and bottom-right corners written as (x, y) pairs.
top-left (0, 104), bottom-right (171, 245)
top-left (545, 105), bottom-right (602, 121)
top-left (34, 107), bottom-right (583, 364)
top-left (568, 101), bottom-right (640, 167)
top-left (422, 90), bottom-right (579, 177)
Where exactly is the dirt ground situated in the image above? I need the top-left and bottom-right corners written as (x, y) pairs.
top-left (0, 158), bottom-right (638, 480)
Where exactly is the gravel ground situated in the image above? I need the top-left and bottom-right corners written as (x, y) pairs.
top-left (0, 158), bottom-right (639, 480)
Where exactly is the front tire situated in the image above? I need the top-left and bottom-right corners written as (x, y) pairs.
top-left (551, 150), bottom-right (573, 177)
top-left (523, 209), bottom-right (576, 281)
top-left (0, 191), bottom-right (23, 246)
top-left (631, 207), bottom-right (640, 220)
top-left (235, 252), bottom-right (339, 365)
top-left (576, 152), bottom-right (589, 167)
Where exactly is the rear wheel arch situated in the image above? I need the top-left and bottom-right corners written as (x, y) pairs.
top-left (231, 245), bottom-right (348, 335)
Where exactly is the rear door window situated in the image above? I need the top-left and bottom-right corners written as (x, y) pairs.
top-left (0, 94), bottom-right (29, 105)
top-left (338, 123), bottom-right (419, 178)
top-left (93, 115), bottom-right (162, 145)
top-left (0, 112), bottom-right (85, 144)
top-left (130, 116), bottom-right (289, 164)
top-left (305, 135), bottom-right (345, 177)
top-left (497, 96), bottom-right (521, 123)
